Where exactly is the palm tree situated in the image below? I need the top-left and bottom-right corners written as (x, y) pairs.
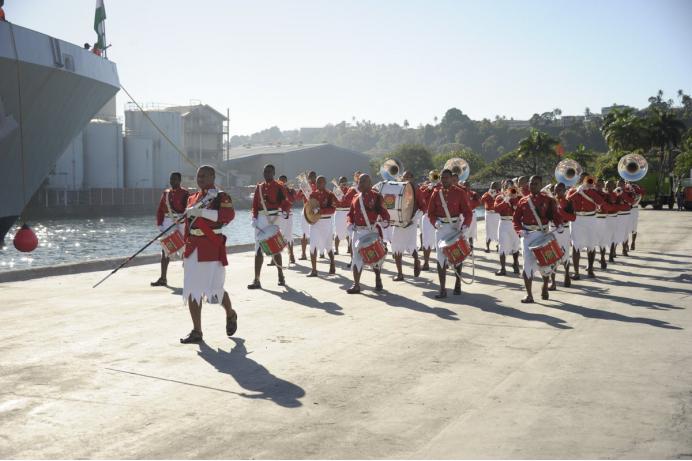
top-left (601, 108), bottom-right (649, 152)
top-left (647, 108), bottom-right (687, 206)
top-left (516, 128), bottom-right (559, 175)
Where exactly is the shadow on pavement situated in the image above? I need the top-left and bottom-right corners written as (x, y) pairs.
top-left (265, 285), bottom-right (344, 316)
top-left (551, 301), bottom-right (683, 330)
top-left (197, 339), bottom-right (305, 408)
top-left (363, 291), bottom-right (460, 321)
top-left (460, 292), bottom-right (572, 330)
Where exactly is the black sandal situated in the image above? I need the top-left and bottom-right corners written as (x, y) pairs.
top-left (435, 290), bottom-right (447, 299)
top-left (346, 285), bottom-right (361, 294)
top-left (247, 280), bottom-right (262, 289)
top-left (226, 312), bottom-right (238, 337)
top-left (521, 296), bottom-right (534, 304)
top-left (180, 330), bottom-right (203, 344)
top-left (150, 278), bottom-right (167, 287)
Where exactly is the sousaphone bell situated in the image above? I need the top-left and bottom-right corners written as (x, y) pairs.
top-left (554, 159), bottom-right (583, 187)
top-left (443, 157), bottom-right (470, 182)
top-left (618, 153), bottom-right (648, 182)
top-left (380, 158), bottom-right (403, 182)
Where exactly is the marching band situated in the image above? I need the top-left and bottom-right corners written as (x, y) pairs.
top-left (154, 153), bottom-right (649, 343)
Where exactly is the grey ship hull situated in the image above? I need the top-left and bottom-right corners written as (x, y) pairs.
top-left (0, 21), bottom-right (119, 245)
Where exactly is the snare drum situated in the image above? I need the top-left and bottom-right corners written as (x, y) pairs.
top-left (355, 231), bottom-right (387, 266)
top-left (161, 229), bottom-right (185, 256)
top-left (528, 232), bottom-right (564, 268)
top-left (257, 224), bottom-right (287, 256)
top-left (373, 181), bottom-right (415, 227)
top-left (438, 229), bottom-right (472, 266)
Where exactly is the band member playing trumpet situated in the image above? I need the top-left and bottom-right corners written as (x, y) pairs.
top-left (460, 181), bottom-right (481, 247)
top-left (278, 174), bottom-right (298, 264)
top-left (481, 182), bottom-right (500, 253)
top-left (418, 170), bottom-right (440, 271)
top-left (517, 176), bottom-right (530, 197)
top-left (151, 172), bottom-right (189, 287)
top-left (298, 170), bottom-right (318, 260)
top-left (427, 169), bottom-right (473, 299)
top-left (180, 165), bottom-right (237, 343)
top-left (248, 164), bottom-right (291, 290)
top-left (550, 182), bottom-right (575, 290)
top-left (346, 174), bottom-right (390, 294)
top-left (391, 171), bottom-right (422, 281)
top-left (308, 176), bottom-right (337, 277)
top-left (494, 181), bottom-right (520, 276)
top-left (566, 174), bottom-right (605, 278)
top-left (513, 175), bottom-right (563, 303)
top-left (333, 176), bottom-right (355, 255)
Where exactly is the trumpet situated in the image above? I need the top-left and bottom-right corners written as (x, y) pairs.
top-left (428, 169), bottom-right (440, 182)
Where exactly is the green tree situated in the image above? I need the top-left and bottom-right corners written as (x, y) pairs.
top-left (516, 128), bottom-right (560, 175)
top-left (601, 108), bottom-right (649, 152)
top-left (673, 129), bottom-right (692, 179)
top-left (593, 150), bottom-right (624, 181)
top-left (376, 144), bottom-right (434, 179)
top-left (563, 144), bottom-right (600, 174)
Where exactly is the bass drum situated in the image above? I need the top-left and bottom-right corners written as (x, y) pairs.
top-left (373, 181), bottom-right (415, 227)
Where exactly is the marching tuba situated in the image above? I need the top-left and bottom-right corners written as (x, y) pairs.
top-left (443, 157), bottom-right (470, 182)
top-left (618, 153), bottom-right (648, 182)
top-left (380, 158), bottom-right (403, 182)
top-left (554, 159), bottom-right (583, 187)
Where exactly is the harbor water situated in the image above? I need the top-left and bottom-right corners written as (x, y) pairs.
top-left (1, 208), bottom-right (484, 272)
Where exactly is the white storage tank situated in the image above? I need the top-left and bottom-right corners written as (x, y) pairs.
top-left (125, 136), bottom-right (154, 188)
top-left (125, 110), bottom-right (185, 188)
top-left (83, 120), bottom-right (124, 188)
top-left (47, 131), bottom-right (84, 190)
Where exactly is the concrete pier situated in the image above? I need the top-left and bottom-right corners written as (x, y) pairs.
top-left (1, 210), bottom-right (691, 458)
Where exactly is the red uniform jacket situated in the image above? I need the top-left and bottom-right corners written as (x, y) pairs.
top-left (427, 186), bottom-right (473, 228)
top-left (156, 187), bottom-right (190, 226)
top-left (283, 185), bottom-right (299, 206)
top-left (481, 191), bottom-right (498, 211)
top-left (604, 191), bottom-right (623, 215)
top-left (418, 184), bottom-right (439, 213)
top-left (309, 189), bottom-right (337, 217)
top-left (252, 180), bottom-right (290, 218)
top-left (566, 187), bottom-right (605, 213)
top-left (556, 196), bottom-right (576, 222)
top-left (347, 189), bottom-right (390, 227)
top-left (494, 194), bottom-right (519, 217)
top-left (334, 185), bottom-right (353, 209)
top-left (513, 192), bottom-right (562, 234)
top-left (618, 188), bottom-right (636, 211)
top-left (465, 189), bottom-right (481, 210)
top-left (183, 190), bottom-right (235, 265)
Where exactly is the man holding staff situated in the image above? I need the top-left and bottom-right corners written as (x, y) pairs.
top-left (180, 165), bottom-right (237, 344)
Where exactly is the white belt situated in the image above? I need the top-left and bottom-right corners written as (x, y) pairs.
top-left (523, 224), bottom-right (542, 231)
top-left (320, 215), bottom-right (332, 220)
top-left (336, 207), bottom-right (349, 211)
top-left (438, 217), bottom-right (459, 224)
top-left (576, 211), bottom-right (595, 216)
top-left (500, 216), bottom-right (513, 221)
top-left (189, 228), bottom-right (223, 236)
top-left (618, 211), bottom-right (630, 216)
top-left (167, 213), bottom-right (183, 220)
top-left (596, 214), bottom-right (607, 218)
top-left (486, 210), bottom-right (497, 214)
top-left (354, 225), bottom-right (371, 230)
top-left (261, 210), bottom-right (279, 216)
top-left (632, 205), bottom-right (639, 209)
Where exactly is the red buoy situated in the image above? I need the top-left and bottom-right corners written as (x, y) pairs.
top-left (13, 223), bottom-right (38, 253)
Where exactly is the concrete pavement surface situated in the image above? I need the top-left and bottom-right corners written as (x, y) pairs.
top-left (1, 210), bottom-right (691, 458)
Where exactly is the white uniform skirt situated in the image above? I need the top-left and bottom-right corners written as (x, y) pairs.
top-left (606, 214), bottom-right (618, 247)
top-left (468, 214), bottom-right (478, 241)
top-left (498, 218), bottom-right (521, 256)
top-left (183, 249), bottom-right (226, 305)
top-left (421, 215), bottom-right (437, 250)
top-left (571, 214), bottom-right (598, 251)
top-left (382, 224), bottom-right (393, 244)
top-left (631, 206), bottom-right (640, 233)
top-left (351, 227), bottom-right (384, 271)
top-left (522, 230), bottom-right (548, 279)
top-left (616, 211), bottom-right (631, 243)
top-left (310, 217), bottom-right (333, 253)
top-left (301, 212), bottom-right (311, 238)
top-left (279, 211), bottom-right (293, 245)
top-left (333, 209), bottom-right (349, 240)
top-left (391, 222), bottom-right (418, 255)
top-left (485, 210), bottom-right (500, 243)
top-left (435, 222), bottom-right (462, 267)
top-left (595, 215), bottom-right (609, 249)
top-left (254, 214), bottom-right (282, 253)
top-left (550, 223), bottom-right (571, 264)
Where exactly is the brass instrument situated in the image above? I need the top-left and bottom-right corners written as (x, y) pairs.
top-left (331, 178), bottom-right (345, 201)
top-left (554, 159), bottom-right (583, 187)
top-left (428, 169), bottom-right (440, 182)
top-left (303, 198), bottom-right (321, 224)
top-left (618, 153), bottom-right (648, 182)
top-left (380, 158), bottom-right (403, 182)
top-left (443, 157), bottom-right (470, 182)
top-left (296, 171), bottom-right (313, 198)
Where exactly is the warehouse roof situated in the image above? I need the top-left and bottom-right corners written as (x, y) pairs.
top-left (225, 143), bottom-right (368, 161)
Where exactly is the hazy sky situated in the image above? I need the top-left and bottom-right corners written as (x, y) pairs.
top-left (7, 0), bottom-right (692, 136)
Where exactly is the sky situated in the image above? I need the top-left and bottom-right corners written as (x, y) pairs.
top-left (6, 0), bottom-right (692, 136)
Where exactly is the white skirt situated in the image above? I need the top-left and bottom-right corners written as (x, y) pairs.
top-left (571, 215), bottom-right (598, 251)
top-left (595, 215), bottom-right (609, 249)
top-left (498, 219), bottom-right (521, 256)
top-left (183, 249), bottom-right (226, 305)
top-left (333, 209), bottom-right (349, 240)
top-left (630, 206), bottom-right (640, 233)
top-left (310, 218), bottom-right (333, 253)
top-left (254, 214), bottom-right (282, 253)
top-left (435, 222), bottom-right (462, 267)
top-left (301, 212), bottom-right (311, 238)
top-left (382, 224), bottom-right (394, 243)
top-left (421, 215), bottom-right (437, 250)
top-left (522, 230), bottom-right (549, 278)
top-left (280, 212), bottom-right (293, 244)
top-left (391, 222), bottom-right (418, 255)
top-left (485, 211), bottom-right (500, 243)
top-left (606, 215), bottom-right (618, 246)
top-left (468, 214), bottom-right (478, 241)
top-left (616, 212), bottom-right (631, 243)
top-left (550, 223), bottom-right (571, 264)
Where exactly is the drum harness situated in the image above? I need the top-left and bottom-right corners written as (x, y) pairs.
top-left (439, 190), bottom-right (475, 285)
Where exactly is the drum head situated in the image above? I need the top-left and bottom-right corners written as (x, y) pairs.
top-left (257, 224), bottom-right (280, 240)
top-left (355, 232), bottom-right (380, 250)
top-left (399, 182), bottom-right (415, 224)
top-left (528, 232), bottom-right (554, 249)
top-left (439, 229), bottom-right (464, 247)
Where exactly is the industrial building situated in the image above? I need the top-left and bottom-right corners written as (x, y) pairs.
top-left (223, 143), bottom-right (370, 186)
top-left (165, 104), bottom-right (227, 169)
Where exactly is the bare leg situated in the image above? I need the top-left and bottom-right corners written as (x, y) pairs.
top-left (161, 251), bottom-right (170, 280)
top-left (453, 264), bottom-right (461, 295)
top-left (541, 275), bottom-right (550, 299)
top-left (609, 243), bottom-right (616, 262)
top-left (422, 248), bottom-right (431, 270)
top-left (631, 232), bottom-right (637, 250)
top-left (247, 250), bottom-right (263, 289)
top-left (413, 250), bottom-right (421, 277)
top-left (300, 235), bottom-right (308, 259)
top-left (435, 262), bottom-right (447, 298)
top-left (308, 248), bottom-right (318, 276)
top-left (347, 236), bottom-right (352, 254)
top-left (275, 253), bottom-right (285, 285)
top-left (347, 266), bottom-right (362, 293)
top-left (622, 239), bottom-right (629, 256)
top-left (188, 296), bottom-right (202, 332)
top-left (563, 261), bottom-right (571, 287)
top-left (334, 236), bottom-right (340, 255)
top-left (485, 238), bottom-right (491, 253)
top-left (599, 247), bottom-right (607, 269)
top-left (512, 252), bottom-right (520, 274)
top-left (572, 247), bottom-right (581, 278)
top-left (288, 242), bottom-right (296, 264)
top-left (522, 272), bottom-right (534, 303)
top-left (394, 253), bottom-right (403, 280)
top-left (328, 251), bottom-right (335, 274)
top-left (374, 267), bottom-right (383, 291)
top-left (587, 250), bottom-right (596, 277)
top-left (496, 253), bottom-right (507, 275)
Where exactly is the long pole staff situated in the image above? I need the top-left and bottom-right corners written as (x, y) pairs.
top-left (92, 191), bottom-right (218, 288)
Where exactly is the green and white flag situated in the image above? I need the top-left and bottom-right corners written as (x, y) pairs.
top-left (94, 0), bottom-right (106, 50)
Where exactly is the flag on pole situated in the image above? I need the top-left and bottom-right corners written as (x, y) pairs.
top-left (94, 0), bottom-right (107, 50)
